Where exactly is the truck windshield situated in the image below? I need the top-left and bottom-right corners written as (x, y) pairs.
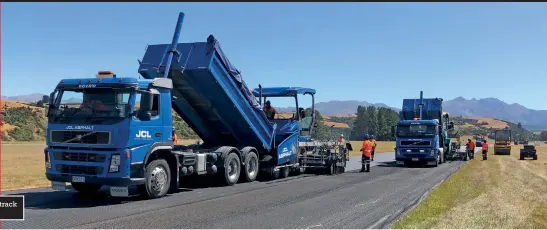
top-left (397, 124), bottom-right (436, 137)
top-left (48, 88), bottom-right (131, 124)
top-left (495, 131), bottom-right (511, 141)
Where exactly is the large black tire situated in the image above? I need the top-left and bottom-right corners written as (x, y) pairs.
top-left (280, 166), bottom-right (290, 178)
top-left (220, 152), bottom-right (241, 186)
top-left (71, 183), bottom-right (102, 195)
top-left (241, 150), bottom-right (259, 182)
top-left (139, 159), bottom-right (171, 199)
top-left (520, 154), bottom-right (524, 160)
top-left (533, 155), bottom-right (538, 160)
top-left (327, 163), bottom-right (335, 175)
top-left (437, 151), bottom-right (442, 166)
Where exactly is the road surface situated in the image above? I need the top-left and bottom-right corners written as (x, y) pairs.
top-left (4, 149), bottom-right (475, 229)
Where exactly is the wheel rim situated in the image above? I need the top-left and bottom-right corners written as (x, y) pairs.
top-left (227, 157), bottom-right (239, 182)
top-left (247, 155), bottom-right (258, 178)
top-left (150, 166), bottom-right (168, 192)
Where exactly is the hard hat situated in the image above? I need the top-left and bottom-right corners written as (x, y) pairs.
top-left (265, 100), bottom-right (271, 105)
top-left (363, 134), bottom-right (369, 140)
top-left (340, 134), bottom-right (344, 137)
top-left (370, 135), bottom-right (375, 139)
top-left (172, 127), bottom-right (176, 131)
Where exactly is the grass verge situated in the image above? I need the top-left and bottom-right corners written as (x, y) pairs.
top-left (392, 145), bottom-right (547, 229)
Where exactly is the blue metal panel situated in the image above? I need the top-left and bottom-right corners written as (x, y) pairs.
top-left (252, 87), bottom-right (316, 97)
top-left (137, 36), bottom-right (276, 151)
top-left (401, 98), bottom-right (443, 121)
top-left (276, 132), bottom-right (299, 165)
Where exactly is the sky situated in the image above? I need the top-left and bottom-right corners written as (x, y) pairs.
top-left (2, 2), bottom-right (547, 109)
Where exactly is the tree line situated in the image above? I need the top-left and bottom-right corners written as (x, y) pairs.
top-left (349, 106), bottom-right (399, 141)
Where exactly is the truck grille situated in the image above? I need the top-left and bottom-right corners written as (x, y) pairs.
top-left (51, 131), bottom-right (110, 145)
top-left (401, 141), bottom-right (431, 146)
top-left (53, 152), bottom-right (106, 162)
top-left (56, 164), bottom-right (103, 175)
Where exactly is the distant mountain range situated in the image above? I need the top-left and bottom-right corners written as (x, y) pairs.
top-left (3, 93), bottom-right (546, 130)
top-left (1, 93), bottom-right (45, 103)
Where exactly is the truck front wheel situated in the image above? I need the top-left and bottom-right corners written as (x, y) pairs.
top-left (139, 159), bottom-right (171, 199)
top-left (71, 183), bottom-right (102, 195)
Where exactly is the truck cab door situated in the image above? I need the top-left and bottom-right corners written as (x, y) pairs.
top-left (130, 90), bottom-right (165, 149)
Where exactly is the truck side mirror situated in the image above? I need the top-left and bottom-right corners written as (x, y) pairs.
top-left (448, 122), bottom-right (454, 130)
top-left (313, 122), bottom-right (318, 128)
top-left (137, 93), bottom-right (154, 121)
top-left (46, 91), bottom-right (56, 117)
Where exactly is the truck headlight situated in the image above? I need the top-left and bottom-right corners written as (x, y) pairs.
top-left (430, 150), bottom-right (435, 156)
top-left (109, 154), bottom-right (121, 173)
top-left (45, 150), bottom-right (51, 169)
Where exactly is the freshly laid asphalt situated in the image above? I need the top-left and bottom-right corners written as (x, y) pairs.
top-left (3, 148), bottom-right (478, 229)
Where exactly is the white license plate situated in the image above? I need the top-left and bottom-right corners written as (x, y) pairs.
top-left (412, 158), bottom-right (419, 162)
top-left (51, 181), bottom-right (69, 191)
top-left (110, 187), bottom-right (129, 197)
top-left (72, 176), bottom-right (85, 183)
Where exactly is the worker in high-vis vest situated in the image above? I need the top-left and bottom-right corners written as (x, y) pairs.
top-left (467, 139), bottom-right (476, 160)
top-left (481, 140), bottom-right (488, 160)
top-left (360, 134), bottom-right (372, 172)
top-left (172, 127), bottom-right (178, 145)
top-left (370, 135), bottom-right (377, 161)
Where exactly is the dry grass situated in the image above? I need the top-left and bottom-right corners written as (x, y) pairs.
top-left (323, 121), bottom-right (350, 129)
top-left (392, 144), bottom-right (547, 229)
top-left (477, 117), bottom-right (509, 129)
top-left (1, 140), bottom-right (395, 191)
top-left (348, 141), bottom-right (395, 157)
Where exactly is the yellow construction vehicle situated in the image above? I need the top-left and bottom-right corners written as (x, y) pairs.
top-left (494, 128), bottom-right (512, 155)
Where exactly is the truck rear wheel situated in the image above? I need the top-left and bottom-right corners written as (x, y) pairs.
top-left (71, 183), bottom-right (102, 195)
top-left (533, 155), bottom-right (538, 160)
top-left (221, 152), bottom-right (241, 186)
top-left (280, 166), bottom-right (290, 178)
top-left (241, 151), bottom-right (259, 182)
top-left (140, 159), bottom-right (171, 199)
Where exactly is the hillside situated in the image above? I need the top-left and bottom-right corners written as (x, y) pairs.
top-left (443, 97), bottom-right (547, 130)
top-left (0, 100), bottom-right (198, 141)
top-left (1, 101), bottom-right (47, 141)
top-left (5, 93), bottom-right (546, 130)
top-left (276, 100), bottom-right (398, 117)
top-left (1, 93), bottom-right (45, 103)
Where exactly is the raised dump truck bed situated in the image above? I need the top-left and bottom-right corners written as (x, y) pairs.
top-left (138, 35), bottom-right (275, 151)
top-left (401, 98), bottom-right (443, 120)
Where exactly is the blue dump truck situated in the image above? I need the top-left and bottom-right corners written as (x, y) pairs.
top-left (392, 91), bottom-right (454, 167)
top-left (44, 12), bottom-right (347, 199)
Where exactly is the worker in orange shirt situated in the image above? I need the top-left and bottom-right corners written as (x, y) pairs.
top-left (370, 135), bottom-right (377, 161)
top-left (360, 134), bottom-right (372, 172)
top-left (263, 100), bottom-right (277, 119)
top-left (172, 127), bottom-right (178, 145)
top-left (481, 140), bottom-right (488, 160)
top-left (467, 139), bottom-right (475, 160)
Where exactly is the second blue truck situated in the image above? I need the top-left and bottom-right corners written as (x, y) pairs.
top-left (393, 91), bottom-right (454, 167)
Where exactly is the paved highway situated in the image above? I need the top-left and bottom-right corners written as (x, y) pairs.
top-left (4, 149), bottom-right (476, 229)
